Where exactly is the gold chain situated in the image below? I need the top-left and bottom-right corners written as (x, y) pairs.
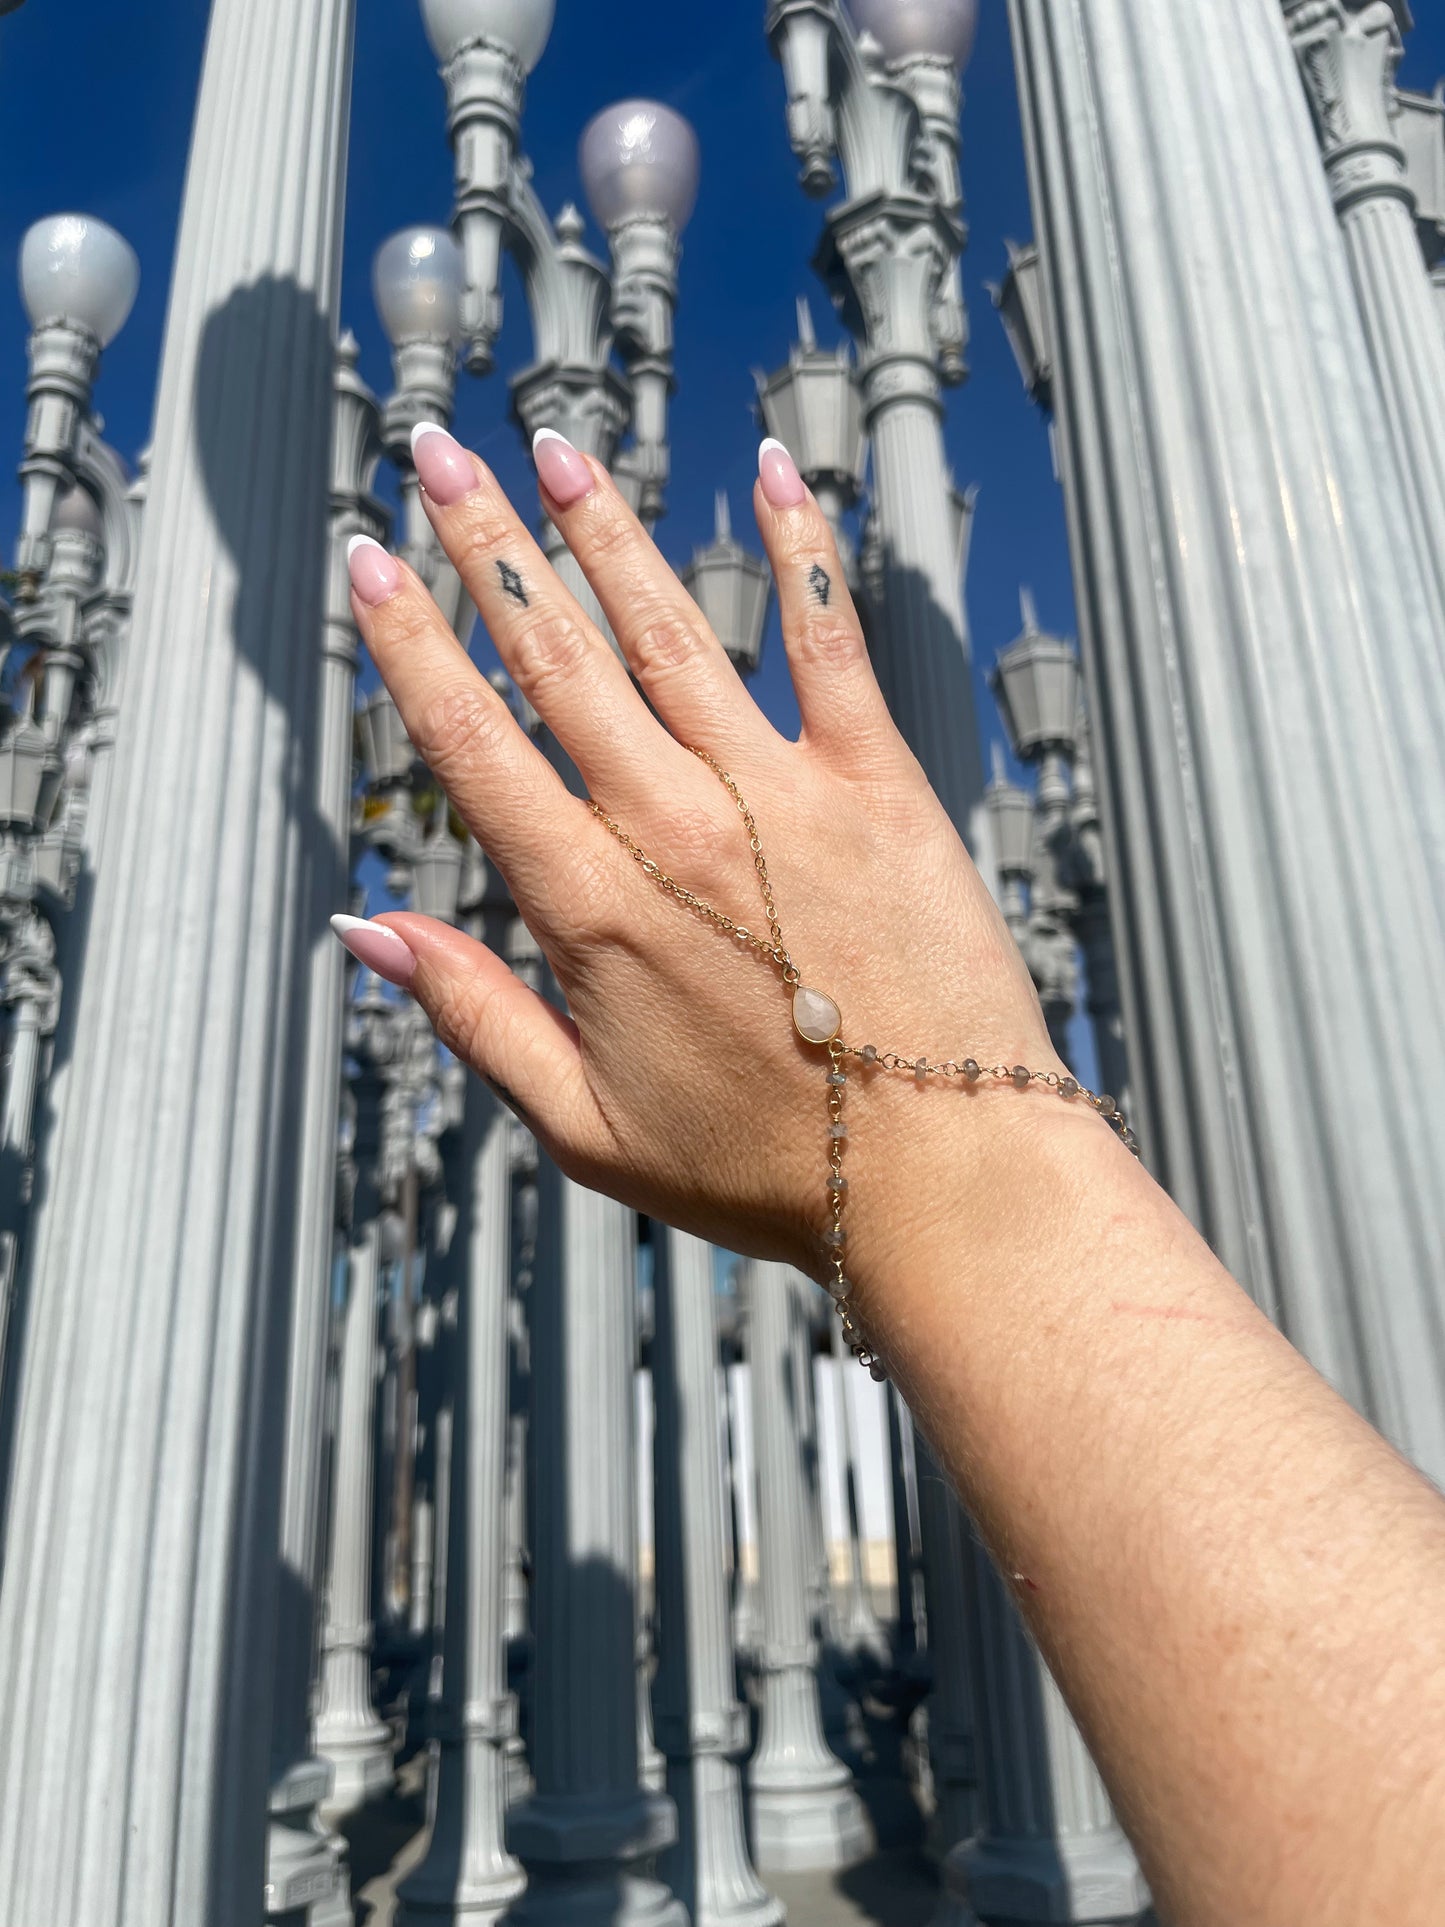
top-left (591, 747), bottom-right (1139, 1380)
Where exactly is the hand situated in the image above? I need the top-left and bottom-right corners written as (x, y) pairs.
top-left (341, 426), bottom-right (1085, 1289)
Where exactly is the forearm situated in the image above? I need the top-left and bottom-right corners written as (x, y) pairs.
top-left (852, 1098), bottom-right (1445, 1925)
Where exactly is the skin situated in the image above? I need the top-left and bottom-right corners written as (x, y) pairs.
top-left (347, 434), bottom-right (1445, 1927)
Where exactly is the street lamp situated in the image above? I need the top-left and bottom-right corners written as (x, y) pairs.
top-left (579, 99), bottom-right (700, 526)
top-left (420, 0), bottom-right (556, 372)
top-left (679, 493), bottom-right (772, 678)
top-left (989, 587), bottom-right (1081, 760)
top-left (850, 0), bottom-right (978, 64)
top-left (373, 225), bottom-right (463, 576)
top-left (755, 298), bottom-right (866, 569)
top-left (15, 213), bottom-right (138, 594)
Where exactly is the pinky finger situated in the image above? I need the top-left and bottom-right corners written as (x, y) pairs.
top-left (331, 911), bottom-right (611, 1168)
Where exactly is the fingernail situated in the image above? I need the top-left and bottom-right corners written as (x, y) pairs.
top-left (411, 421), bottom-right (476, 506)
top-left (347, 535), bottom-right (401, 607)
top-left (532, 427), bottom-right (595, 506)
top-left (758, 437), bottom-right (807, 509)
top-left (330, 913), bottom-right (417, 989)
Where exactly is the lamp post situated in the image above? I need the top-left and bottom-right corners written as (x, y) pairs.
top-left (15, 214), bottom-right (138, 595)
top-left (578, 100), bottom-right (700, 526)
top-left (1284, 0), bottom-right (1445, 674)
top-left (767, 0), bottom-right (984, 838)
top-left (419, 0), bottom-right (557, 372)
top-left (990, 590), bottom-right (1085, 1059)
top-left (373, 226), bottom-right (464, 583)
top-left (746, 1261), bottom-right (872, 1873)
top-left (1009, 0), bottom-right (1445, 1491)
top-left (754, 298), bottom-right (867, 579)
top-left (0, 3), bottom-right (358, 1921)
top-left (266, 331), bottom-right (389, 1920)
top-left (1395, 80), bottom-right (1445, 320)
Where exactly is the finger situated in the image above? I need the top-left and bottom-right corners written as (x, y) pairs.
top-left (530, 428), bottom-right (774, 753)
top-left (330, 911), bottom-right (613, 1173)
top-left (752, 438), bottom-right (898, 762)
top-left (346, 534), bottom-right (588, 920)
top-left (408, 422), bottom-right (693, 801)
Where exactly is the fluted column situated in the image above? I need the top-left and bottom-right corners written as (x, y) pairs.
top-left (268, 330), bottom-right (386, 1917)
top-left (652, 1228), bottom-right (783, 1927)
top-left (912, 1438), bottom-right (977, 1865)
top-left (0, 1), bottom-right (353, 1918)
top-left (1286, 0), bottom-right (1445, 660)
top-left (827, 206), bottom-right (982, 837)
top-left (508, 1169), bottom-right (683, 1925)
top-left (827, 1319), bottom-right (890, 1664)
top-left (316, 1219), bottom-right (394, 1816)
top-left (746, 1261), bottom-right (871, 1873)
top-left (397, 1083), bottom-right (524, 1922)
top-left (1009, 0), bottom-right (1445, 1482)
top-left (934, 1532), bottom-right (1148, 1927)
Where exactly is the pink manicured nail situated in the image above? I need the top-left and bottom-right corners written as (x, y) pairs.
top-left (410, 421), bottom-right (476, 506)
top-left (758, 437), bottom-right (807, 509)
top-left (330, 913), bottom-right (417, 989)
top-left (347, 535), bottom-right (401, 606)
top-left (532, 427), bottom-right (595, 506)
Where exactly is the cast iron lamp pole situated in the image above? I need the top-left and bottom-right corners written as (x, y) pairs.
top-left (767, 0), bottom-right (984, 839)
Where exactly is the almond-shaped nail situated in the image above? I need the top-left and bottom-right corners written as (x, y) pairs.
top-left (411, 421), bottom-right (476, 506)
top-left (532, 427), bottom-right (595, 507)
top-left (348, 535), bottom-right (401, 607)
top-left (758, 437), bottom-right (807, 509)
top-left (331, 913), bottom-right (417, 988)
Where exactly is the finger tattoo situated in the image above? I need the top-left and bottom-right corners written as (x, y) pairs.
top-left (497, 560), bottom-right (529, 608)
top-left (808, 563), bottom-right (831, 607)
top-left (482, 1071), bottom-right (532, 1125)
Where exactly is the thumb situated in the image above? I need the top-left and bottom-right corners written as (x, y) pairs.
top-left (330, 911), bottom-right (607, 1166)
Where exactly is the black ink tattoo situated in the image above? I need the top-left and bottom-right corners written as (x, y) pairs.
top-left (497, 560), bottom-right (529, 607)
top-left (808, 563), bottom-right (831, 607)
top-left (483, 1072), bottom-right (531, 1124)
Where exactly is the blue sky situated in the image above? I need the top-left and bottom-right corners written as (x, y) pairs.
top-left (2, 1), bottom-right (1443, 773)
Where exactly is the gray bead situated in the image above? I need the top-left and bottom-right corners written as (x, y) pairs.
top-left (1012, 1064), bottom-right (1032, 1089)
top-left (962, 1058), bottom-right (981, 1081)
top-left (1060, 1075), bottom-right (1079, 1098)
top-left (828, 1069), bottom-right (847, 1087)
top-left (828, 1120), bottom-right (847, 1140)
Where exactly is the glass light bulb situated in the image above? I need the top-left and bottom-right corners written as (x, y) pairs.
top-left (51, 483), bottom-right (104, 538)
top-left (372, 226), bottom-right (464, 346)
top-left (19, 214), bottom-right (139, 346)
top-left (579, 101), bottom-right (701, 232)
top-left (849, 0), bottom-right (979, 68)
top-left (418, 0), bottom-right (555, 70)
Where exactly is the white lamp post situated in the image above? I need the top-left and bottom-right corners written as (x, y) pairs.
top-left (420, 0), bottom-right (555, 371)
top-left (374, 225), bottom-right (464, 579)
top-left (579, 100), bottom-right (699, 525)
top-left (15, 213), bottom-right (137, 594)
top-left (766, 0), bottom-right (983, 839)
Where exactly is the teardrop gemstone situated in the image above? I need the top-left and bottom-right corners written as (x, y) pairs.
top-left (792, 985), bottom-right (841, 1045)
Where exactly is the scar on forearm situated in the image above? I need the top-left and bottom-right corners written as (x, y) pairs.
top-left (808, 563), bottom-right (831, 607)
top-left (497, 560), bottom-right (529, 607)
top-left (1109, 1300), bottom-right (1226, 1325)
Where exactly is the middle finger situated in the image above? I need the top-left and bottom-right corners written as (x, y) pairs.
top-left (410, 422), bottom-right (688, 804)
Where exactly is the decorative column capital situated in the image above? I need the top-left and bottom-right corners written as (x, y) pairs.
top-left (819, 192), bottom-right (963, 420)
top-left (1285, 0), bottom-right (1412, 215)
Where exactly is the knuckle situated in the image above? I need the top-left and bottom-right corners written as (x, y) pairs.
top-left (794, 610), bottom-right (867, 668)
top-left (412, 681), bottom-right (503, 785)
top-left (508, 606), bottom-right (592, 696)
top-left (663, 801), bottom-right (730, 878)
top-left (629, 603), bottom-right (706, 681)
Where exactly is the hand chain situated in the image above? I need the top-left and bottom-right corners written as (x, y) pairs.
top-left (591, 747), bottom-right (1140, 1380)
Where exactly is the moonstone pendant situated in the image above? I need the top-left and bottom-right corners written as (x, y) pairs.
top-left (792, 985), bottom-right (841, 1045)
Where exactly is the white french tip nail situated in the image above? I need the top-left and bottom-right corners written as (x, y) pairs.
top-left (347, 534), bottom-right (382, 561)
top-left (532, 426), bottom-right (570, 451)
top-left (330, 913), bottom-right (370, 936)
top-left (759, 437), bottom-right (790, 461)
top-left (410, 419), bottom-right (449, 460)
